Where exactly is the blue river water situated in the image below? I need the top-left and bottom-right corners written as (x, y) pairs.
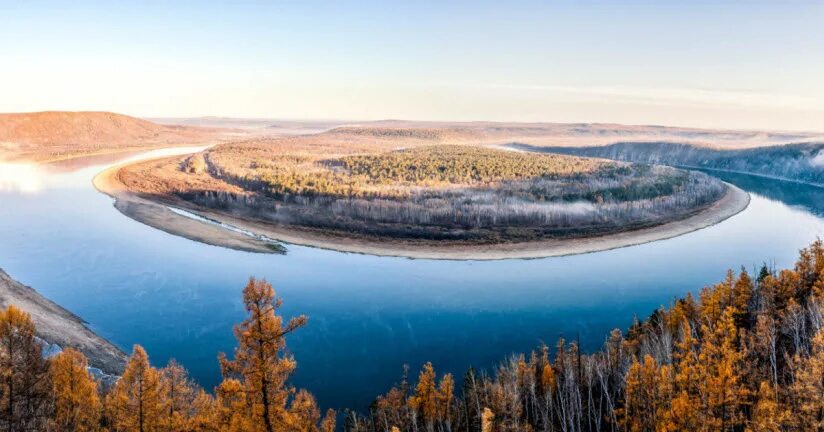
top-left (0, 150), bottom-right (822, 411)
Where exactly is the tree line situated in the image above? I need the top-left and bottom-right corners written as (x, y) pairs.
top-left (345, 241), bottom-right (824, 432)
top-left (1, 241), bottom-right (822, 431)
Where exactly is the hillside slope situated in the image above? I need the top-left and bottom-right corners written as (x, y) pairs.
top-left (512, 141), bottom-right (824, 186)
top-left (0, 269), bottom-right (126, 374)
top-left (0, 111), bottom-right (226, 161)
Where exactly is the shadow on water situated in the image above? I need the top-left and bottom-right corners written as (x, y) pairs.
top-left (700, 169), bottom-right (824, 217)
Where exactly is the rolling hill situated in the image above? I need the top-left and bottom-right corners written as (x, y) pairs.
top-left (0, 111), bottom-right (227, 161)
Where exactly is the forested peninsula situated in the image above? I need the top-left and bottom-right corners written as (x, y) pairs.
top-left (101, 127), bottom-right (748, 258)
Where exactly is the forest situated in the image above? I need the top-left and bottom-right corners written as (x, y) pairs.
top-left (514, 142), bottom-right (824, 187)
top-left (141, 144), bottom-right (730, 242)
top-left (0, 241), bottom-right (822, 431)
top-left (209, 145), bottom-right (609, 198)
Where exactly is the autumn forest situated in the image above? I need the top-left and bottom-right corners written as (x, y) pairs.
top-left (0, 240), bottom-right (821, 431)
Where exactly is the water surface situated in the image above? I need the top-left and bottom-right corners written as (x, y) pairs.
top-left (0, 152), bottom-right (822, 410)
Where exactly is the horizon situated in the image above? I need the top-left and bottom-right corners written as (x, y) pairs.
top-left (2, 1), bottom-right (823, 131)
top-left (5, 110), bottom-right (824, 136)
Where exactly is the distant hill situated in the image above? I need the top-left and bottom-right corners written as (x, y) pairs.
top-left (330, 120), bottom-right (824, 149)
top-left (0, 111), bottom-right (227, 161)
top-left (511, 141), bottom-right (824, 186)
top-left (151, 116), bottom-right (346, 135)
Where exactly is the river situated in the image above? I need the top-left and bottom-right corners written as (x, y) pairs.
top-left (0, 148), bottom-right (823, 411)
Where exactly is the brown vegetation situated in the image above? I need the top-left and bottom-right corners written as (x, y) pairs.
top-left (1, 241), bottom-right (822, 431)
top-left (346, 241), bottom-right (824, 431)
top-left (0, 278), bottom-right (334, 432)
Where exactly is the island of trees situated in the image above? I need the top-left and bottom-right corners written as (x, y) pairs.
top-left (117, 134), bottom-right (730, 245)
top-left (0, 240), bottom-right (822, 431)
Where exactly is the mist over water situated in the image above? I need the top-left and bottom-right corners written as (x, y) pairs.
top-left (0, 152), bottom-right (822, 411)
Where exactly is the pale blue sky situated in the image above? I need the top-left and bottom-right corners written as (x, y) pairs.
top-left (2, 1), bottom-right (823, 130)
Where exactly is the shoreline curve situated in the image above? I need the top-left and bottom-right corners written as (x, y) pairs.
top-left (94, 156), bottom-right (751, 260)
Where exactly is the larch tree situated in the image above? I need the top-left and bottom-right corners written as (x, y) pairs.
top-left (218, 277), bottom-right (312, 432)
top-left (698, 308), bottom-right (748, 431)
top-left (49, 348), bottom-right (102, 432)
top-left (436, 372), bottom-right (455, 428)
top-left (481, 407), bottom-right (494, 432)
top-left (732, 269), bottom-right (754, 328)
top-left (789, 329), bottom-right (824, 430)
top-left (188, 389), bottom-right (218, 432)
top-left (286, 389), bottom-right (332, 432)
top-left (622, 355), bottom-right (667, 432)
top-left (159, 359), bottom-right (200, 431)
top-left (665, 320), bottom-right (701, 431)
top-left (408, 362), bottom-right (439, 431)
top-left (748, 381), bottom-right (789, 432)
top-left (106, 345), bottom-right (166, 432)
top-left (0, 305), bottom-right (51, 431)
top-left (214, 378), bottom-right (250, 431)
top-left (319, 408), bottom-right (336, 432)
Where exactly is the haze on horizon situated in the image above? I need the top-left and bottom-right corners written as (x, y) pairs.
top-left (1, 0), bottom-right (823, 132)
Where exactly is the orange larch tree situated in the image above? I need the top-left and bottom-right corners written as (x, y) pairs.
top-left (0, 305), bottom-right (51, 431)
top-left (49, 348), bottom-right (102, 432)
top-left (105, 345), bottom-right (166, 432)
top-left (218, 277), bottom-right (331, 432)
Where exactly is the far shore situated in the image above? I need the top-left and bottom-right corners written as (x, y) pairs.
top-left (94, 157), bottom-right (751, 260)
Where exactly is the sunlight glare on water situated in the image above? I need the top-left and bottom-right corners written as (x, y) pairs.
top-left (0, 162), bottom-right (44, 194)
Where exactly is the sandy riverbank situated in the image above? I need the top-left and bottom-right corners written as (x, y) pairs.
top-left (95, 159), bottom-right (751, 260)
top-left (93, 161), bottom-right (282, 254)
top-left (0, 269), bottom-right (126, 374)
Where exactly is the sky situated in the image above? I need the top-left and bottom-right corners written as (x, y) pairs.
top-left (1, 0), bottom-right (823, 131)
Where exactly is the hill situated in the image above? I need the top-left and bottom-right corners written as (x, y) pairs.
top-left (512, 141), bottom-right (824, 186)
top-left (0, 111), bottom-right (227, 162)
top-left (329, 120), bottom-right (824, 149)
top-left (0, 269), bottom-right (125, 374)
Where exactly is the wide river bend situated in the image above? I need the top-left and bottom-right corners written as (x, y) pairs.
top-left (1, 148), bottom-right (822, 410)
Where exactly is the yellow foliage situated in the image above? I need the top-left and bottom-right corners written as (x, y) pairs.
top-left (49, 348), bottom-right (101, 432)
top-left (105, 345), bottom-right (166, 432)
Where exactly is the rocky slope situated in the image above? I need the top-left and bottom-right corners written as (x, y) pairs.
top-left (0, 269), bottom-right (126, 374)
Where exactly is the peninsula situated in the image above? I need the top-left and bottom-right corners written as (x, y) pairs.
top-left (97, 125), bottom-right (751, 259)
